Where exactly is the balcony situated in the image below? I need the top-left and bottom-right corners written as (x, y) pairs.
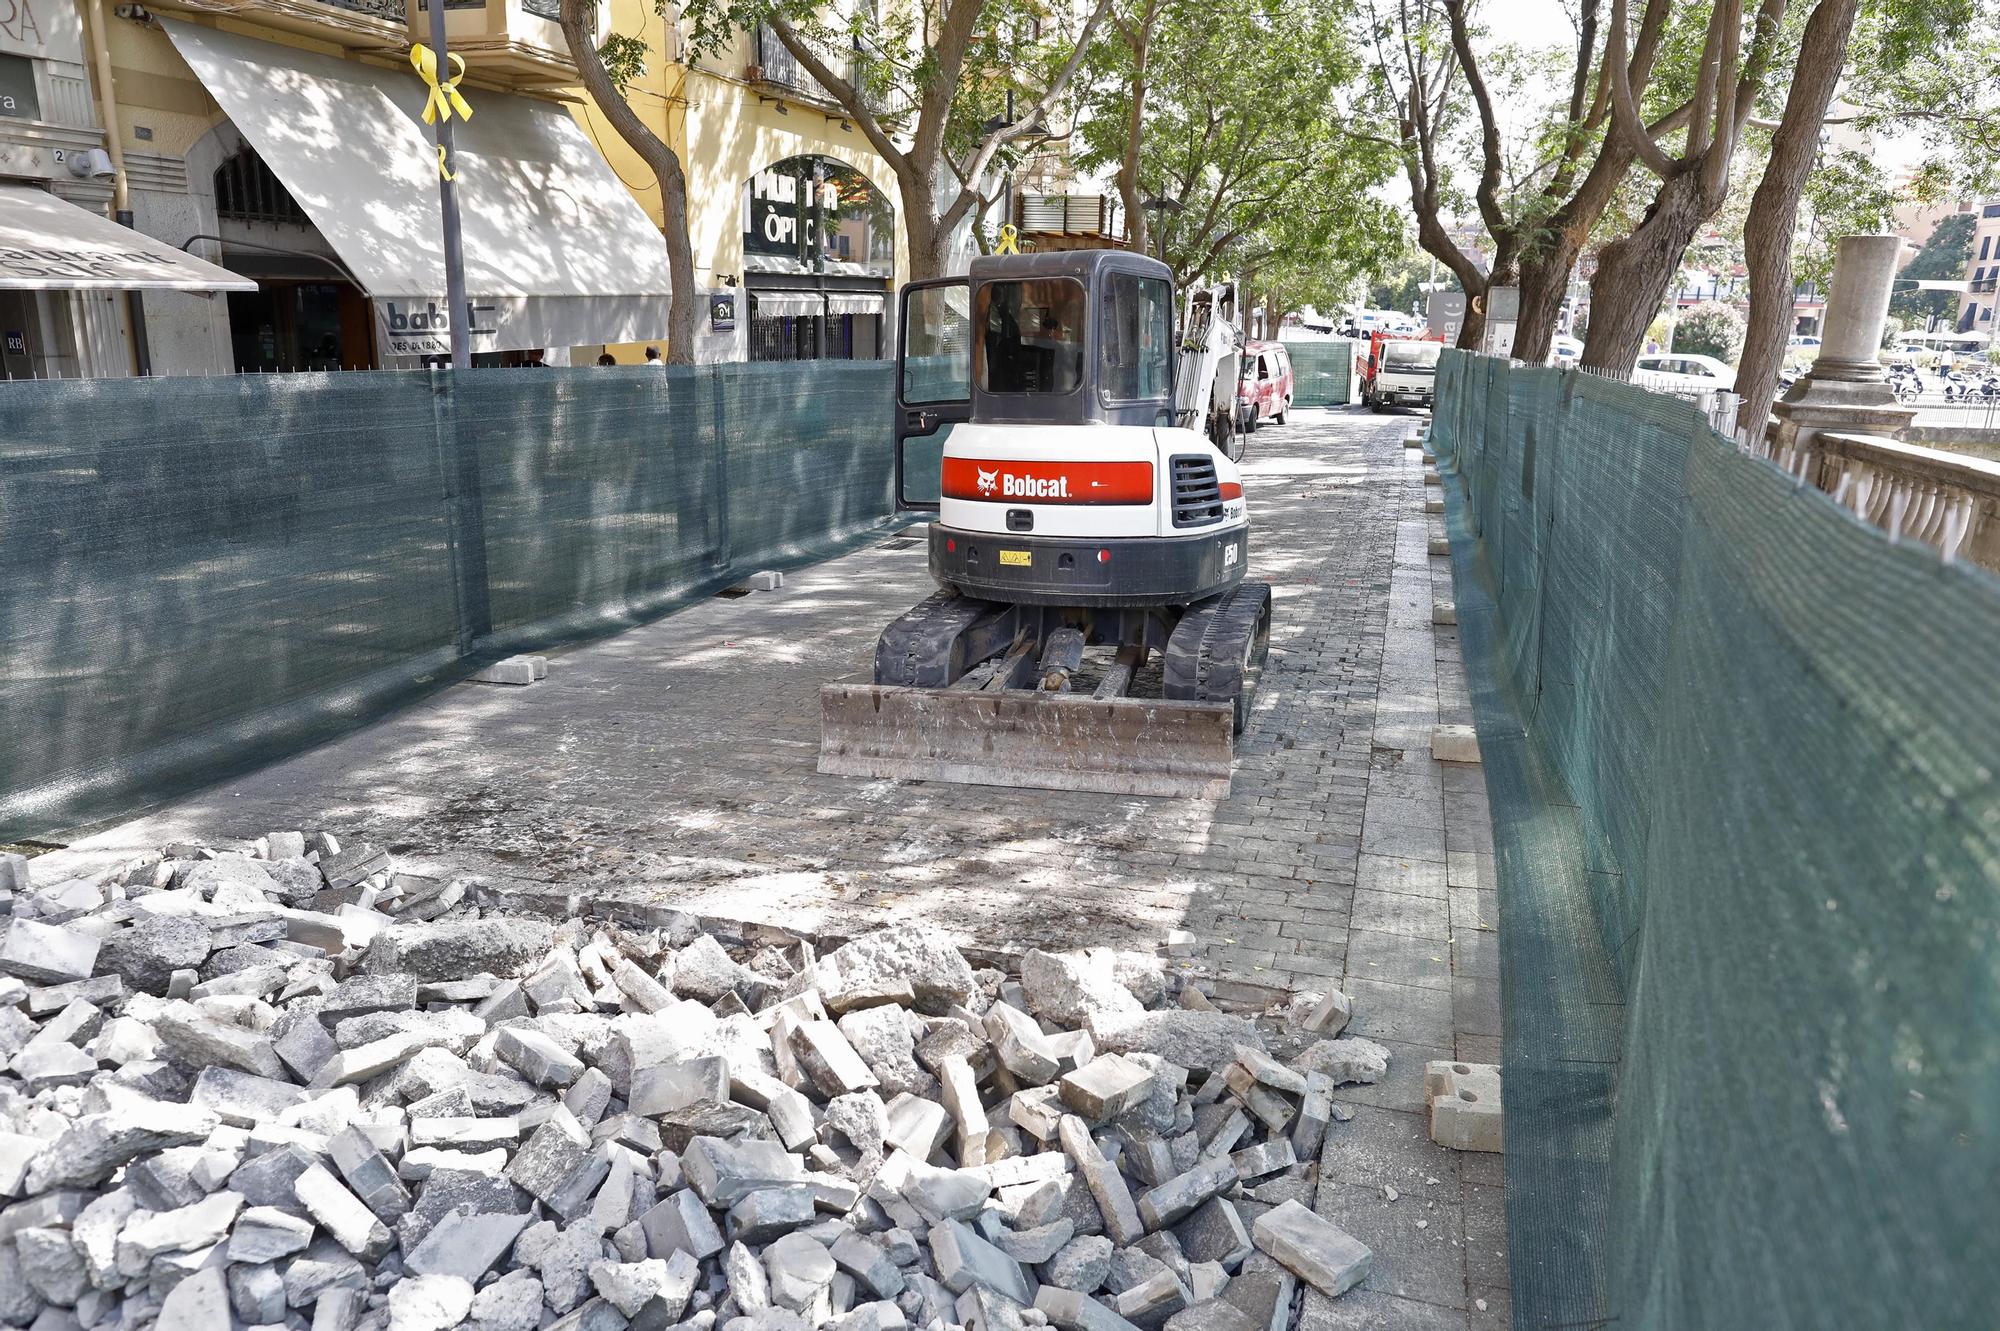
top-left (1014, 193), bottom-right (1125, 248)
top-left (144, 0), bottom-right (407, 50)
top-left (404, 0), bottom-right (610, 89)
top-left (748, 24), bottom-right (860, 108)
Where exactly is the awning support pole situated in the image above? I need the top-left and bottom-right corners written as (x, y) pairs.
top-left (427, 0), bottom-right (471, 370)
top-left (85, 0), bottom-right (150, 376)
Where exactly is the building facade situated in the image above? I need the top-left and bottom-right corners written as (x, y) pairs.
top-left (3, 0), bottom-right (677, 377)
top-left (576, 2), bottom-right (906, 364)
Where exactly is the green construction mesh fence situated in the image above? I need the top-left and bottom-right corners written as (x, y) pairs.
top-left (1281, 339), bottom-right (1353, 406)
top-left (0, 363), bottom-right (902, 840)
top-left (1429, 351), bottom-right (2000, 1329)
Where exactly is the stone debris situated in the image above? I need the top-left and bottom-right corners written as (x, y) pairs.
top-left (0, 837), bottom-right (1399, 1331)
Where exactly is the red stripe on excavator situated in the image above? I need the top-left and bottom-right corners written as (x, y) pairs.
top-left (1219, 481), bottom-right (1243, 500)
top-left (941, 458), bottom-right (1155, 505)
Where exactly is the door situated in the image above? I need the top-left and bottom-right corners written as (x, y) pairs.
top-left (896, 278), bottom-right (972, 511)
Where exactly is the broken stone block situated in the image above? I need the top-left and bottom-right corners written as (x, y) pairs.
top-left (364, 918), bottom-right (553, 980)
top-left (228, 1206), bottom-right (317, 1264)
top-left (1176, 1197), bottom-right (1252, 1269)
top-left (930, 1218), bottom-right (1032, 1303)
top-left (1039, 1233), bottom-right (1113, 1292)
top-left (229, 1259), bottom-right (287, 1324)
top-left (728, 1184), bottom-right (818, 1244)
top-left (590, 1251), bottom-right (698, 1320)
top-left (1057, 1117), bottom-right (1143, 1246)
top-left (683, 1135), bottom-right (805, 1207)
top-left (295, 1163), bottom-right (392, 1260)
top-left (1430, 724), bottom-right (1480, 763)
top-left (631, 1054), bottom-right (731, 1117)
top-left (1297, 992), bottom-right (1350, 1037)
top-left (0, 917), bottom-right (99, 984)
top-left (1114, 1269), bottom-right (1192, 1329)
top-left (838, 1006), bottom-right (936, 1099)
top-left (1291, 1074), bottom-right (1333, 1163)
top-left (155, 1263), bottom-right (231, 1329)
top-left (1220, 1066), bottom-right (1293, 1136)
top-left (994, 1218), bottom-right (1072, 1265)
top-left (24, 1101), bottom-right (218, 1192)
top-left (494, 1025), bottom-right (585, 1088)
top-left (1294, 1038), bottom-right (1391, 1087)
top-left (763, 1231), bottom-right (839, 1315)
top-left (1058, 1053), bottom-right (1155, 1121)
top-left (790, 1020), bottom-right (881, 1098)
top-left (985, 1002), bottom-right (1061, 1085)
top-left (831, 1229), bottom-right (906, 1300)
top-left (806, 925), bottom-right (975, 1014)
top-left (883, 1093), bottom-right (952, 1161)
top-left (1085, 1011), bottom-right (1260, 1075)
top-left (1431, 599), bottom-right (1457, 625)
top-left (153, 1003), bottom-right (289, 1079)
top-left (1162, 1299), bottom-right (1257, 1331)
top-left (97, 915), bottom-right (212, 995)
top-left (640, 1188), bottom-right (727, 1261)
top-left (387, 1273), bottom-right (476, 1331)
top-left (1226, 1140), bottom-right (1294, 1182)
top-left (1020, 950), bottom-right (1145, 1028)
top-left (1248, 1200), bottom-right (1371, 1298)
top-left (1136, 1157), bottom-right (1238, 1232)
top-left (470, 656), bottom-right (539, 686)
top-left (1424, 1060), bottom-right (1502, 1153)
top-left (1035, 1286), bottom-right (1146, 1331)
top-left (937, 1054), bottom-right (990, 1168)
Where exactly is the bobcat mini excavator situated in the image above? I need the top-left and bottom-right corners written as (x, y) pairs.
top-left (817, 249), bottom-right (1272, 798)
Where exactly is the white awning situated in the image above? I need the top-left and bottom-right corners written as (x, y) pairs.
top-left (827, 292), bottom-right (885, 316)
top-left (161, 19), bottom-right (671, 355)
top-left (0, 185), bottom-right (254, 292)
top-left (751, 291), bottom-right (823, 316)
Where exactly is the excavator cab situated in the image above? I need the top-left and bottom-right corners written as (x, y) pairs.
top-left (895, 252), bottom-right (1180, 509)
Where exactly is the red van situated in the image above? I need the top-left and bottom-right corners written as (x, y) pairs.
top-left (1236, 341), bottom-right (1294, 430)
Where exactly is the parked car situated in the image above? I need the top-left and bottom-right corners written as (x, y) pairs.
top-left (1787, 335), bottom-right (1822, 350)
top-left (1236, 341), bottom-right (1294, 429)
top-left (1633, 353), bottom-right (1736, 394)
top-left (1550, 335), bottom-right (1583, 365)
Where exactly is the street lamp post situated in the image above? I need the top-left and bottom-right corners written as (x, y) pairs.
top-left (426, 0), bottom-right (471, 369)
top-left (1141, 196), bottom-right (1182, 266)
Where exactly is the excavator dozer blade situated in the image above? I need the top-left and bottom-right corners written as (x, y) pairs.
top-left (817, 683), bottom-right (1236, 799)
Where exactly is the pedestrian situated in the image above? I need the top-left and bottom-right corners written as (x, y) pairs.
top-left (596, 353), bottom-right (617, 366)
top-left (644, 346), bottom-right (664, 367)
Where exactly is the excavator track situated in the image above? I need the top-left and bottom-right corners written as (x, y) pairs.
top-left (1162, 580), bottom-right (1273, 734)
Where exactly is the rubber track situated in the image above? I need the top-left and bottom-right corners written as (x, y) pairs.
top-left (1162, 579), bottom-right (1272, 712)
top-left (873, 590), bottom-right (1004, 688)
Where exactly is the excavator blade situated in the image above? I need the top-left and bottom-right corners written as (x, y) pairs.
top-left (817, 683), bottom-right (1235, 798)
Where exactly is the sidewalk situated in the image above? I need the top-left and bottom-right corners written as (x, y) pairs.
top-left (41, 407), bottom-right (1506, 1326)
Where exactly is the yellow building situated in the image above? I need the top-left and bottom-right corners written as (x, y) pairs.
top-left (575, 2), bottom-right (905, 363)
top-left (2, 0), bottom-right (675, 374)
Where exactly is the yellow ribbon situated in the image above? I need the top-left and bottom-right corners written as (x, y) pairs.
top-left (995, 223), bottom-right (1020, 255)
top-left (410, 43), bottom-right (473, 125)
top-left (436, 145), bottom-right (455, 181)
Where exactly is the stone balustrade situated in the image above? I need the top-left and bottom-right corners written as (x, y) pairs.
top-left (1769, 429), bottom-right (2000, 570)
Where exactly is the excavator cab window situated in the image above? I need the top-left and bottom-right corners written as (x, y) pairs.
top-left (1100, 271), bottom-right (1173, 406)
top-left (977, 278), bottom-right (1086, 396)
top-left (895, 277), bottom-right (975, 512)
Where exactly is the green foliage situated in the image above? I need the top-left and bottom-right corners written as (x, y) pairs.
top-left (1890, 211), bottom-right (1975, 326)
top-left (1078, 0), bottom-right (1399, 300)
top-left (598, 32), bottom-right (650, 94)
top-left (1673, 301), bottom-right (1745, 362)
top-left (1368, 247), bottom-right (1448, 315)
top-left (1795, 149), bottom-right (1901, 290)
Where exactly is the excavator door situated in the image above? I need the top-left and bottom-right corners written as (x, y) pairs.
top-left (895, 278), bottom-right (973, 512)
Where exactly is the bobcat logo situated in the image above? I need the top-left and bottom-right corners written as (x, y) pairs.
top-left (976, 467), bottom-right (999, 496)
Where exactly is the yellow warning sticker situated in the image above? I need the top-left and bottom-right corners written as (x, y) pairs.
top-left (998, 550), bottom-right (1032, 566)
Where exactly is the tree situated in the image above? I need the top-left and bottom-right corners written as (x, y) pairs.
top-left (678, 0), bottom-right (1111, 278)
top-left (1673, 299), bottom-right (1745, 359)
top-left (560, 0), bottom-right (700, 363)
top-left (1890, 212), bottom-right (1976, 326)
top-left (1077, 0), bottom-right (1397, 294)
top-left (1368, 247), bottom-right (1449, 314)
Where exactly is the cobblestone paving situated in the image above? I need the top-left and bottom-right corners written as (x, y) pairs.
top-left (47, 405), bottom-right (1506, 1327)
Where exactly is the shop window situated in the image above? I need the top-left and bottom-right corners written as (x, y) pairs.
top-left (215, 146), bottom-right (311, 227)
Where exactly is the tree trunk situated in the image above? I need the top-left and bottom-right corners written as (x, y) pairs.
top-left (901, 184), bottom-right (953, 280)
top-left (1457, 301), bottom-right (1487, 352)
top-left (1735, 0), bottom-right (1863, 432)
top-left (560, 0), bottom-right (699, 363)
top-left (1580, 170), bottom-right (1715, 372)
top-left (1116, 22), bottom-right (1149, 256)
top-left (1512, 239), bottom-right (1581, 362)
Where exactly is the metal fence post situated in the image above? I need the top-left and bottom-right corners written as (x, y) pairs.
top-left (709, 364), bottom-right (732, 574)
top-left (429, 366), bottom-right (491, 650)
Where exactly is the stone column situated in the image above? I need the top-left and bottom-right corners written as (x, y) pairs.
top-left (1768, 233), bottom-right (1915, 458)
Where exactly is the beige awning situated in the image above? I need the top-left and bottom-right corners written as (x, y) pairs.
top-left (161, 19), bottom-right (671, 355)
top-left (827, 292), bottom-right (885, 316)
top-left (752, 291), bottom-right (822, 316)
top-left (0, 185), bottom-right (254, 292)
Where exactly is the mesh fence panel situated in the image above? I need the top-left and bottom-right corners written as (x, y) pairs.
top-left (1431, 350), bottom-right (2000, 1330)
top-left (1282, 340), bottom-right (1353, 406)
top-left (1, 364), bottom-right (899, 839)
